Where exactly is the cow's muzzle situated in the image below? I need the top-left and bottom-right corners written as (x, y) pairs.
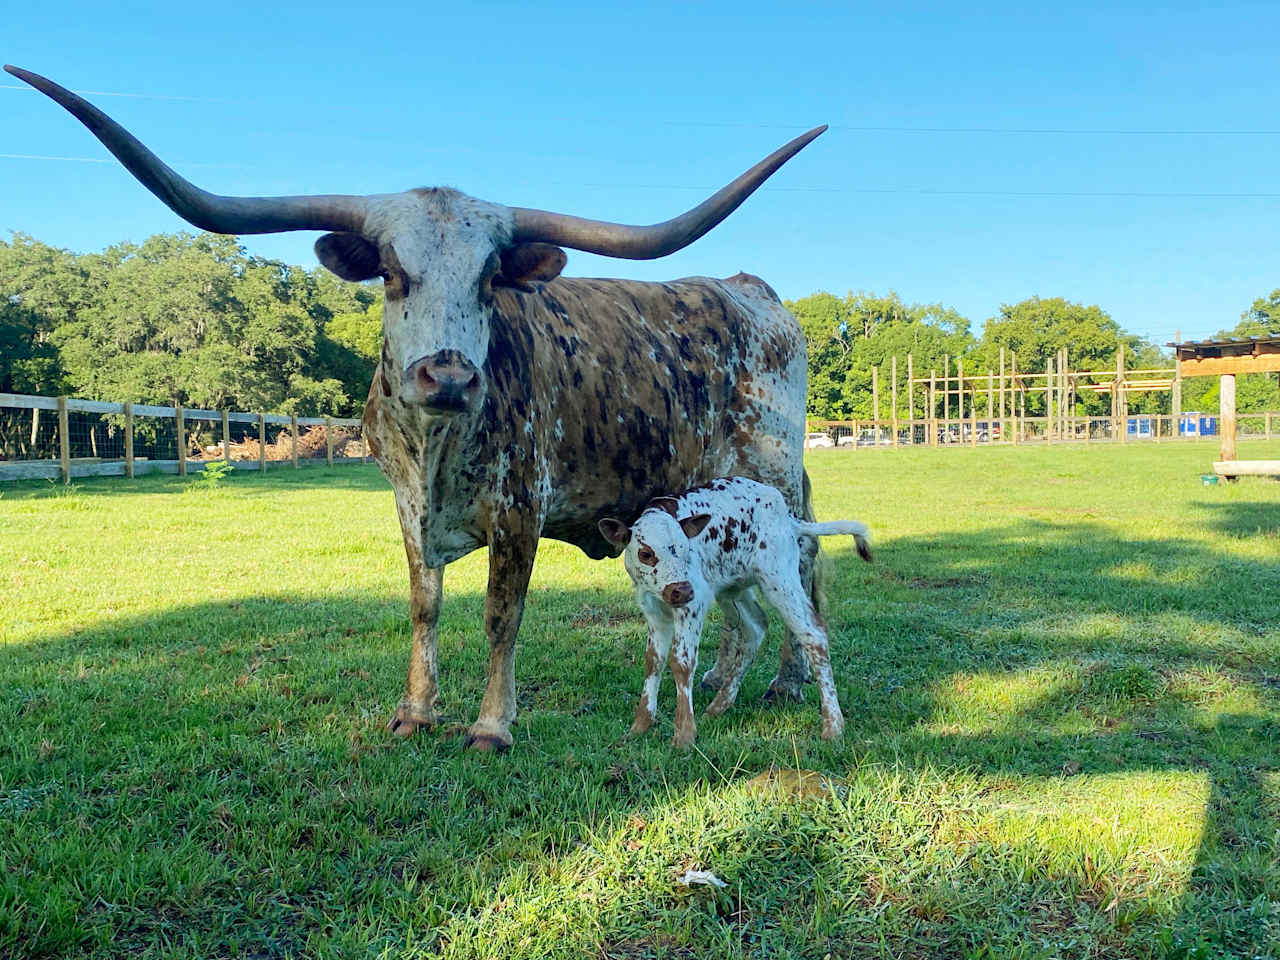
top-left (403, 352), bottom-right (482, 413)
top-left (662, 581), bottom-right (695, 608)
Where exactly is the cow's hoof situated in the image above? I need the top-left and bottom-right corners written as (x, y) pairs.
top-left (671, 728), bottom-right (696, 750)
top-left (386, 703), bottom-right (437, 738)
top-left (762, 680), bottom-right (805, 705)
top-left (699, 668), bottom-right (724, 691)
top-left (704, 692), bottom-right (733, 717)
top-left (627, 717), bottom-right (654, 738)
top-left (464, 729), bottom-right (513, 752)
top-left (820, 721), bottom-right (845, 742)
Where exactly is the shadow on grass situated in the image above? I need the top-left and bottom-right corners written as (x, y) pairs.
top-left (0, 462), bottom-right (390, 500)
top-left (3, 515), bottom-right (1278, 955)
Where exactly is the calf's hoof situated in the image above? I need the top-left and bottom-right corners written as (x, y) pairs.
top-left (704, 692), bottom-right (733, 717)
top-left (820, 718), bottom-right (845, 741)
top-left (627, 716), bottom-right (655, 738)
top-left (762, 679), bottom-right (805, 705)
top-left (386, 702), bottom-right (437, 738)
top-left (671, 727), bottom-right (696, 750)
top-left (699, 667), bottom-right (724, 691)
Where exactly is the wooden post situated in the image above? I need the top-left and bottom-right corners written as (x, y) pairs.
top-left (872, 365), bottom-right (880, 444)
top-left (1220, 373), bottom-right (1237, 465)
top-left (175, 404), bottom-right (187, 476)
top-left (968, 363), bottom-right (978, 447)
top-left (222, 410), bottom-right (231, 465)
top-left (30, 407), bottom-right (39, 448)
top-left (986, 370), bottom-right (994, 441)
top-left (942, 354), bottom-right (950, 429)
top-left (890, 355), bottom-right (899, 447)
top-left (325, 416), bottom-right (334, 466)
top-left (906, 354), bottom-right (914, 444)
top-left (851, 419), bottom-right (858, 450)
top-left (1116, 345), bottom-right (1127, 444)
top-left (1172, 330), bottom-right (1183, 439)
top-left (1044, 356), bottom-right (1054, 445)
top-left (290, 415), bottom-right (299, 470)
top-left (57, 396), bottom-right (70, 484)
top-left (1267, 411), bottom-right (1273, 441)
top-left (929, 372), bottom-right (937, 446)
top-left (124, 402), bottom-right (134, 478)
top-left (998, 347), bottom-right (1006, 443)
top-left (1059, 348), bottom-right (1068, 440)
top-left (1010, 352), bottom-right (1019, 445)
top-left (257, 413), bottom-right (266, 473)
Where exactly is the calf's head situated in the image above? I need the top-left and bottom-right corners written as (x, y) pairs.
top-left (599, 500), bottom-right (712, 608)
top-left (7, 64), bottom-right (825, 417)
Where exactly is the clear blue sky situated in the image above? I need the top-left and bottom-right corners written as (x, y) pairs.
top-left (4, 0), bottom-right (1277, 346)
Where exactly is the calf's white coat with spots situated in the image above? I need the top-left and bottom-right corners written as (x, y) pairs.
top-left (600, 477), bottom-right (872, 748)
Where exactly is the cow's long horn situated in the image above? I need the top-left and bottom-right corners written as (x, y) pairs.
top-left (511, 125), bottom-right (826, 260)
top-left (5, 66), bottom-right (367, 235)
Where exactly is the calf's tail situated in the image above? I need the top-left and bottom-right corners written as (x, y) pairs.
top-left (801, 469), bottom-right (831, 621)
top-left (795, 518), bottom-right (873, 563)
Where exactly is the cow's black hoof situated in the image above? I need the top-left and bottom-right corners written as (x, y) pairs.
top-left (464, 731), bottom-right (513, 752)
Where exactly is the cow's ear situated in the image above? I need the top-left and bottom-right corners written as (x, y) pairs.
top-left (496, 242), bottom-right (565, 291)
top-left (679, 514), bottom-right (712, 539)
top-left (315, 232), bottom-right (381, 282)
top-left (648, 497), bottom-right (680, 518)
top-left (598, 517), bottom-right (631, 547)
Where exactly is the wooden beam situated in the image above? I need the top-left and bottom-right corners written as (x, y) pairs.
top-left (57, 396), bottom-right (70, 484)
top-left (1219, 373), bottom-right (1236, 463)
top-left (258, 413), bottom-right (267, 473)
top-left (325, 415), bottom-right (334, 466)
top-left (176, 404), bottom-right (187, 476)
top-left (1179, 353), bottom-right (1280, 377)
top-left (1214, 459), bottom-right (1280, 477)
top-left (124, 402), bottom-right (134, 479)
top-left (906, 354), bottom-right (914, 443)
top-left (891, 356), bottom-right (899, 447)
top-left (222, 410), bottom-right (231, 465)
top-left (290, 415), bottom-right (299, 470)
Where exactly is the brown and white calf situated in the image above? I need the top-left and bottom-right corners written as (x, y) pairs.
top-left (600, 477), bottom-right (872, 748)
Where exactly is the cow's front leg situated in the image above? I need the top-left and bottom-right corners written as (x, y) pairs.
top-left (387, 521), bottom-right (443, 737)
top-left (465, 527), bottom-right (538, 752)
top-left (706, 591), bottom-right (766, 717)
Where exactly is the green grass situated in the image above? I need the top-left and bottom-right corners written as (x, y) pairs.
top-left (2, 439), bottom-right (1279, 959)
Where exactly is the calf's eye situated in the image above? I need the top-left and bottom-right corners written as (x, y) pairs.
top-left (637, 546), bottom-right (658, 566)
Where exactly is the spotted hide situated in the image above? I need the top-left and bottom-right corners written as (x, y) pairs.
top-left (599, 477), bottom-right (873, 748)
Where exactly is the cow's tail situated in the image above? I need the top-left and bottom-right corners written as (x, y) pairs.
top-left (801, 470), bottom-right (833, 621)
top-left (795, 519), bottom-right (873, 563)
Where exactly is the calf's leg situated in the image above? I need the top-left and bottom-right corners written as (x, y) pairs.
top-left (759, 574), bottom-right (844, 740)
top-left (706, 590), bottom-right (767, 716)
top-left (669, 604), bottom-right (709, 749)
top-left (630, 602), bottom-right (674, 737)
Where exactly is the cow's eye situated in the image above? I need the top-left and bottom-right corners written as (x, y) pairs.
top-left (637, 546), bottom-right (657, 566)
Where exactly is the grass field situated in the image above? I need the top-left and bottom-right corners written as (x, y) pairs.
top-left (2, 439), bottom-right (1279, 959)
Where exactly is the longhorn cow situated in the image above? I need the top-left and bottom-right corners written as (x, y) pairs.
top-left (8, 66), bottom-right (827, 750)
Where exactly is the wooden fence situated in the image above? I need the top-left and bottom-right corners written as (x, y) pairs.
top-left (0, 392), bottom-right (367, 483)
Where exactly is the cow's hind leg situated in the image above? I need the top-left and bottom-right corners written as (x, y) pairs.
top-left (387, 521), bottom-right (443, 738)
top-left (466, 527), bottom-right (538, 752)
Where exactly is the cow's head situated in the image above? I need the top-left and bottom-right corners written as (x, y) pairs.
top-left (7, 65), bottom-right (824, 418)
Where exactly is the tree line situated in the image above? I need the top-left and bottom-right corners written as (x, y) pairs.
top-left (2, 231), bottom-right (1277, 419)
top-left (787, 289), bottom-right (1280, 420)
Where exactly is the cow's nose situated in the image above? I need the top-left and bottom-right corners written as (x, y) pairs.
top-left (662, 581), bottom-right (694, 607)
top-left (403, 354), bottom-right (482, 412)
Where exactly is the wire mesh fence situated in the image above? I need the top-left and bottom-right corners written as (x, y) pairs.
top-left (0, 392), bottom-right (367, 483)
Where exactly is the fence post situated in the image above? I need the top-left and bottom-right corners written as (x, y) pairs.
top-left (931, 376), bottom-right (942, 450)
top-left (222, 410), bottom-right (231, 466)
top-left (890, 356), bottom-right (899, 448)
top-left (1267, 411), bottom-right (1273, 441)
top-left (57, 396), bottom-right (70, 484)
top-left (1220, 373), bottom-right (1237, 466)
top-left (290, 415), bottom-right (299, 469)
top-left (258, 413), bottom-right (267, 473)
top-left (176, 404), bottom-right (187, 476)
top-left (1172, 330), bottom-right (1182, 440)
top-left (906, 353), bottom-right (914, 444)
top-left (325, 416), bottom-right (334, 466)
top-left (124, 402), bottom-right (134, 478)
top-left (1116, 345), bottom-right (1127, 444)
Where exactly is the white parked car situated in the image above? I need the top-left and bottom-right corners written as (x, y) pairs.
top-left (805, 432), bottom-right (834, 449)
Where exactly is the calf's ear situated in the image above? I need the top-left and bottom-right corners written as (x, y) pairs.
top-left (496, 243), bottom-right (566, 291)
top-left (678, 513), bottom-right (712, 539)
top-left (315, 233), bottom-right (381, 282)
top-left (598, 517), bottom-right (631, 547)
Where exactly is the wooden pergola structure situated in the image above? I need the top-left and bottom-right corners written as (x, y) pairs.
top-left (1169, 333), bottom-right (1280, 478)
